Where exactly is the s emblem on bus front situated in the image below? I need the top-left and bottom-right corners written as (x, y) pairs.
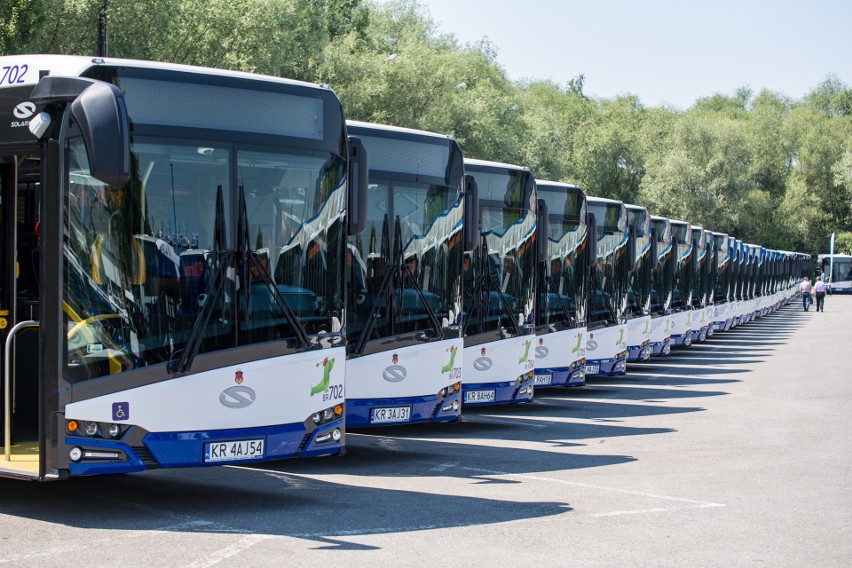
top-left (382, 365), bottom-right (407, 383)
top-left (536, 346), bottom-right (549, 359)
top-left (473, 357), bottom-right (493, 372)
top-left (219, 386), bottom-right (256, 409)
top-left (13, 101), bottom-right (36, 120)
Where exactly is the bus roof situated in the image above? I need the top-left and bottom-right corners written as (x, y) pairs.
top-left (535, 179), bottom-right (582, 191)
top-left (0, 54), bottom-right (332, 92)
top-left (585, 195), bottom-right (623, 206)
top-left (346, 120), bottom-right (456, 142)
top-left (464, 157), bottom-right (531, 173)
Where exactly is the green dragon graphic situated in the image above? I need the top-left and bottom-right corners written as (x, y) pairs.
top-left (617, 328), bottom-right (625, 345)
top-left (571, 333), bottom-right (583, 353)
top-left (310, 357), bottom-right (335, 396)
top-left (441, 346), bottom-right (458, 373)
top-left (519, 340), bottom-right (532, 364)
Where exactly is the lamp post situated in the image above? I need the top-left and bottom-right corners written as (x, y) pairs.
top-left (97, 0), bottom-right (108, 57)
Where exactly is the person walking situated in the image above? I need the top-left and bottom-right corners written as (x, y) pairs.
top-left (814, 275), bottom-right (827, 312)
top-left (800, 276), bottom-right (812, 311)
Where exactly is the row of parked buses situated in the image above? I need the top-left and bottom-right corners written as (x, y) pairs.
top-left (0, 55), bottom-right (811, 480)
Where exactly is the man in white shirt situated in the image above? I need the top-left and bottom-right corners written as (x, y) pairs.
top-left (800, 276), bottom-right (812, 311)
top-left (814, 276), bottom-right (827, 312)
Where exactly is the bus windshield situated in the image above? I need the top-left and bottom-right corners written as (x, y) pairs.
top-left (626, 207), bottom-right (652, 317)
top-left (822, 256), bottom-right (852, 283)
top-left (587, 200), bottom-right (628, 326)
top-left (346, 128), bottom-right (464, 349)
top-left (64, 138), bottom-right (346, 382)
top-left (536, 183), bottom-right (587, 328)
top-left (464, 163), bottom-right (536, 337)
top-left (670, 222), bottom-right (693, 311)
top-left (651, 218), bottom-right (673, 316)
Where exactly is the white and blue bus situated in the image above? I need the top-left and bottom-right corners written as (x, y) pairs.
top-left (819, 253), bottom-right (852, 293)
top-left (650, 216), bottom-right (674, 356)
top-left (462, 159), bottom-right (537, 406)
top-left (0, 55), bottom-right (368, 480)
top-left (343, 121), bottom-right (466, 426)
top-left (625, 205), bottom-right (653, 361)
top-left (688, 226), bottom-right (711, 343)
top-left (668, 220), bottom-right (695, 347)
top-left (711, 232), bottom-right (733, 332)
top-left (584, 197), bottom-right (629, 376)
top-left (730, 239), bottom-right (746, 327)
top-left (533, 181), bottom-right (588, 388)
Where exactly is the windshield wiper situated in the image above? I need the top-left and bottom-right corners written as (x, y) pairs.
top-left (352, 216), bottom-right (394, 355)
top-left (395, 218), bottom-right (443, 339)
top-left (351, 217), bottom-right (445, 355)
top-left (589, 264), bottom-right (620, 324)
top-left (543, 273), bottom-right (577, 328)
top-left (462, 237), bottom-right (522, 335)
top-left (237, 186), bottom-right (311, 349)
top-left (169, 186), bottom-right (229, 374)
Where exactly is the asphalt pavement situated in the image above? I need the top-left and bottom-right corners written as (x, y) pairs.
top-left (0, 296), bottom-right (850, 567)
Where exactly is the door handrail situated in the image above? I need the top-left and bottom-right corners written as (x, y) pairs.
top-left (4, 320), bottom-right (39, 461)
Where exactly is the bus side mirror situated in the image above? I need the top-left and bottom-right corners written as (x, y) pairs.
top-left (536, 198), bottom-right (549, 260)
top-left (627, 225), bottom-right (637, 268)
top-left (347, 136), bottom-right (369, 235)
top-left (650, 228), bottom-right (658, 266)
top-left (30, 76), bottom-right (131, 188)
top-left (585, 213), bottom-right (597, 267)
top-left (463, 174), bottom-right (480, 252)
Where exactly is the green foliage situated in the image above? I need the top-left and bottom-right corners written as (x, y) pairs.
top-left (2, 0), bottom-right (851, 256)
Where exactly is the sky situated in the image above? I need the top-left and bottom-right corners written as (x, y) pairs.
top-left (407, 0), bottom-right (852, 109)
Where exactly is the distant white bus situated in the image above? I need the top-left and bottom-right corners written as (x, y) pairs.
top-left (819, 253), bottom-right (852, 293)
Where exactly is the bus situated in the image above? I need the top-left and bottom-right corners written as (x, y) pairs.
top-left (584, 197), bottom-right (629, 376)
top-left (649, 216), bottom-right (673, 356)
top-left (819, 253), bottom-right (852, 293)
top-left (688, 225), bottom-right (711, 343)
top-left (0, 55), bottom-right (368, 480)
top-left (711, 232), bottom-right (733, 332)
top-left (533, 181), bottom-right (588, 388)
top-left (625, 205), bottom-right (653, 361)
top-left (668, 220), bottom-right (694, 347)
top-left (730, 239), bottom-right (746, 327)
top-left (343, 121), bottom-right (466, 426)
top-left (462, 159), bottom-right (537, 405)
top-left (750, 244), bottom-right (765, 319)
top-left (702, 230), bottom-right (717, 334)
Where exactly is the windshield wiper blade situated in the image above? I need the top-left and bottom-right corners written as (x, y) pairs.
top-left (462, 239), bottom-right (522, 335)
top-left (169, 185), bottom-right (229, 374)
top-left (544, 274), bottom-right (577, 328)
top-left (169, 250), bottom-right (232, 374)
top-left (237, 186), bottom-right (311, 349)
top-left (395, 218), bottom-right (443, 338)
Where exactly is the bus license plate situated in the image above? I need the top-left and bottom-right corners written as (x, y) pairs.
top-left (371, 406), bottom-right (411, 424)
top-left (533, 374), bottom-right (552, 385)
top-left (204, 439), bottom-right (264, 463)
top-left (464, 390), bottom-right (496, 403)
top-left (584, 364), bottom-right (600, 375)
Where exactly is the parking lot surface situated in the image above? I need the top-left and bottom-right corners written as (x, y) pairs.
top-left (1, 298), bottom-right (850, 567)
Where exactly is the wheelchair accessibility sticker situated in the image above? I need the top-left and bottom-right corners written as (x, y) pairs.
top-left (112, 402), bottom-right (129, 421)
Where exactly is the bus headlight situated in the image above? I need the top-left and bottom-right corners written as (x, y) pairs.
top-left (69, 447), bottom-right (83, 462)
top-left (84, 421), bottom-right (99, 437)
top-left (309, 404), bottom-right (344, 427)
top-left (107, 424), bottom-right (122, 438)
